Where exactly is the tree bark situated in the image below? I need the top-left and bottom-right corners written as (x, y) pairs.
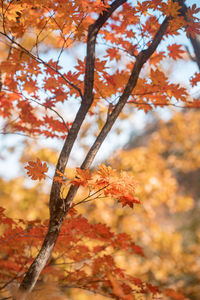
top-left (15, 1), bottom-right (127, 298)
top-left (176, 0), bottom-right (200, 70)
top-left (15, 3), bottom-right (171, 299)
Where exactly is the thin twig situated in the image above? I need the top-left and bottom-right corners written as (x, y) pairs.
top-left (2, 87), bottom-right (70, 132)
top-left (74, 184), bottom-right (109, 206)
top-left (0, 31), bottom-right (83, 99)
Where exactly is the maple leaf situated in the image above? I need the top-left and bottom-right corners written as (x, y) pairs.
top-left (150, 69), bottom-right (167, 87)
top-left (130, 243), bottom-right (144, 257)
top-left (186, 98), bottom-right (200, 108)
top-left (168, 44), bottom-right (184, 60)
top-left (108, 274), bottom-right (134, 300)
top-left (164, 288), bottom-right (186, 300)
top-left (190, 72), bottom-right (200, 87)
top-left (119, 192), bottom-right (140, 208)
top-left (94, 223), bottom-right (114, 239)
top-left (53, 170), bottom-right (67, 184)
top-left (97, 163), bottom-right (114, 175)
top-left (185, 20), bottom-right (200, 38)
top-left (130, 277), bottom-right (143, 287)
top-left (146, 283), bottom-right (159, 295)
top-left (71, 168), bottom-right (91, 186)
top-left (186, 4), bottom-right (200, 24)
top-left (25, 158), bottom-right (48, 181)
top-left (162, 1), bottom-right (181, 18)
top-left (0, 207), bottom-right (16, 228)
top-left (149, 51), bottom-right (165, 65)
top-left (105, 48), bottom-right (121, 61)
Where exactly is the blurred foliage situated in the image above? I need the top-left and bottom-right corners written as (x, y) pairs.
top-left (77, 110), bottom-right (200, 300)
top-left (0, 110), bottom-right (200, 299)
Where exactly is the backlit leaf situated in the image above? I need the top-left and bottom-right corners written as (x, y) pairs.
top-left (25, 158), bottom-right (48, 181)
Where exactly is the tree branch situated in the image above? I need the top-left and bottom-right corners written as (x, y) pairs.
top-left (54, 16), bottom-right (170, 278)
top-left (17, 13), bottom-right (169, 300)
top-left (175, 0), bottom-right (200, 70)
top-left (16, 1), bottom-right (127, 298)
top-left (84, 0), bottom-right (126, 104)
top-left (0, 31), bottom-right (84, 99)
top-left (81, 17), bottom-right (170, 170)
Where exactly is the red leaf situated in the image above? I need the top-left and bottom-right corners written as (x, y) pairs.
top-left (108, 274), bottom-right (134, 300)
top-left (146, 283), bottom-right (159, 295)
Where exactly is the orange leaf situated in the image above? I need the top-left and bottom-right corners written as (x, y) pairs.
top-left (119, 192), bottom-right (140, 208)
top-left (168, 44), bottom-right (184, 60)
top-left (25, 158), bottom-right (48, 181)
top-left (54, 170), bottom-right (68, 184)
top-left (149, 51), bottom-right (165, 65)
top-left (108, 274), bottom-right (134, 300)
top-left (71, 168), bottom-right (91, 186)
top-left (190, 72), bottom-right (200, 87)
top-left (164, 288), bottom-right (186, 300)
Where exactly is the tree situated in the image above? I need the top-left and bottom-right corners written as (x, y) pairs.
top-left (0, 0), bottom-right (200, 299)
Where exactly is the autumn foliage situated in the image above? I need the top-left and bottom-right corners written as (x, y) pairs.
top-left (0, 0), bottom-right (200, 299)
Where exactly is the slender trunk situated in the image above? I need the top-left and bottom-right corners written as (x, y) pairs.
top-left (14, 217), bottom-right (64, 300)
top-left (14, 2), bottom-right (171, 299)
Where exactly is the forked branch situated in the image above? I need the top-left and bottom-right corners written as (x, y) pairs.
top-left (15, 1), bottom-right (128, 298)
top-left (16, 7), bottom-right (170, 300)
